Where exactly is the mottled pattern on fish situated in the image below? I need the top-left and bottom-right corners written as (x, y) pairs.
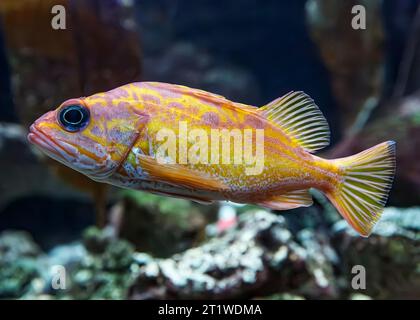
top-left (83, 83), bottom-right (332, 197)
top-left (28, 82), bottom-right (396, 236)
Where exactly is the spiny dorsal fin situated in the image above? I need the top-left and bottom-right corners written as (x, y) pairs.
top-left (258, 91), bottom-right (330, 153)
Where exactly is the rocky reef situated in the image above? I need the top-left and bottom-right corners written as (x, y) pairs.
top-left (1, 206), bottom-right (418, 300)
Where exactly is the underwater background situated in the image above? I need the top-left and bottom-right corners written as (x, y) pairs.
top-left (0, 0), bottom-right (419, 299)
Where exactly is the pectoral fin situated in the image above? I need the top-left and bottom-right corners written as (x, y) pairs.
top-left (138, 155), bottom-right (227, 192)
top-left (257, 189), bottom-right (313, 210)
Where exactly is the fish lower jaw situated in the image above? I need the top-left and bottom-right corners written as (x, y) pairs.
top-left (28, 126), bottom-right (70, 164)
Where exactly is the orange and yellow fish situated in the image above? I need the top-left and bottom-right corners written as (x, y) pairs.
top-left (28, 82), bottom-right (396, 236)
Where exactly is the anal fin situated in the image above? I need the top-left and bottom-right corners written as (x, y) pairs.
top-left (257, 189), bottom-right (313, 210)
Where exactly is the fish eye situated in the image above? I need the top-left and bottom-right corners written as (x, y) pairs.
top-left (58, 105), bottom-right (90, 132)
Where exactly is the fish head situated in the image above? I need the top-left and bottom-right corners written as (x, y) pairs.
top-left (28, 96), bottom-right (148, 180)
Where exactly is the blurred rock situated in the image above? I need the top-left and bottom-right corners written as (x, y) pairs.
top-left (0, 230), bottom-right (42, 263)
top-left (260, 293), bottom-right (305, 300)
top-left (0, 231), bottom-right (44, 298)
top-left (110, 190), bottom-right (219, 257)
top-left (45, 227), bottom-right (136, 299)
top-left (349, 293), bottom-right (372, 300)
top-left (306, 0), bottom-right (384, 131)
top-left (332, 207), bottom-right (420, 299)
top-left (0, 207), bottom-right (418, 299)
top-left (82, 226), bottom-right (134, 271)
top-left (0, 227), bottom-right (137, 299)
top-left (1, 0), bottom-right (142, 125)
top-left (387, 1), bottom-right (420, 98)
top-left (1, 0), bottom-right (143, 227)
top-left (129, 210), bottom-right (339, 299)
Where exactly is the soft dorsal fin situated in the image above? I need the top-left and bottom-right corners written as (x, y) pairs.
top-left (258, 91), bottom-right (330, 153)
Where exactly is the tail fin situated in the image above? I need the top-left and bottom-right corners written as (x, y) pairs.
top-left (326, 141), bottom-right (396, 237)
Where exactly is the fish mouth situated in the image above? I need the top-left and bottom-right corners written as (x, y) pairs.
top-left (27, 123), bottom-right (142, 180)
top-left (27, 125), bottom-right (116, 179)
top-left (27, 124), bottom-right (77, 164)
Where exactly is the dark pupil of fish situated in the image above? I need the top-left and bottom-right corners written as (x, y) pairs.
top-left (64, 108), bottom-right (83, 125)
top-left (59, 105), bottom-right (89, 132)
